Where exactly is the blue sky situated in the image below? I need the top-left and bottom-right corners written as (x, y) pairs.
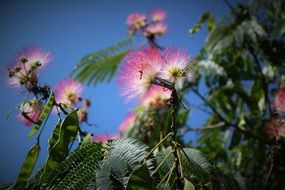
top-left (0, 0), bottom-right (231, 182)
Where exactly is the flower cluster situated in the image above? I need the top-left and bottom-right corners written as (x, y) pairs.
top-left (7, 47), bottom-right (53, 91)
top-left (126, 9), bottom-right (167, 39)
top-left (7, 47), bottom-right (53, 126)
top-left (141, 86), bottom-right (171, 109)
top-left (266, 86), bottom-right (285, 139)
top-left (118, 46), bottom-right (192, 102)
top-left (266, 119), bottom-right (285, 139)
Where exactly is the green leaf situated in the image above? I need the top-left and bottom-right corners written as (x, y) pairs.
top-left (126, 164), bottom-right (154, 190)
top-left (48, 111), bottom-right (79, 164)
top-left (180, 148), bottom-right (213, 183)
top-left (15, 142), bottom-right (40, 189)
top-left (96, 138), bottom-right (155, 190)
top-left (47, 143), bottom-right (102, 187)
top-left (184, 178), bottom-right (195, 190)
top-left (28, 92), bottom-right (55, 138)
top-left (71, 38), bottom-right (133, 85)
top-left (189, 12), bottom-right (215, 35)
top-left (39, 110), bottom-right (79, 183)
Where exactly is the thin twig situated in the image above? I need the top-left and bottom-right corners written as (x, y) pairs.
top-left (192, 87), bottom-right (269, 144)
top-left (144, 132), bottom-right (173, 159)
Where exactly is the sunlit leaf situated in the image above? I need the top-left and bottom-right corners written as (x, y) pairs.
top-left (15, 142), bottom-right (40, 189)
top-left (71, 38), bottom-right (133, 85)
top-left (28, 92), bottom-right (55, 138)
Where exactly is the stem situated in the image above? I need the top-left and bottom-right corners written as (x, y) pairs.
top-left (248, 46), bottom-right (273, 116)
top-left (151, 150), bottom-right (174, 177)
top-left (169, 89), bottom-right (184, 189)
top-left (144, 132), bottom-right (173, 159)
top-left (155, 162), bottom-right (175, 189)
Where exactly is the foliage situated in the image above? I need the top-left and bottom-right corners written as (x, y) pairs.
top-left (189, 0), bottom-right (285, 189)
top-left (70, 38), bottom-right (133, 85)
top-left (3, 1), bottom-right (285, 189)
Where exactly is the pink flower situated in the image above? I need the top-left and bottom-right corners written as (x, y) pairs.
top-left (55, 79), bottom-right (83, 106)
top-left (160, 48), bottom-right (192, 83)
top-left (118, 47), bottom-right (163, 101)
top-left (141, 86), bottom-right (171, 109)
top-left (119, 113), bottom-right (136, 132)
top-left (7, 47), bottom-right (53, 88)
top-left (18, 99), bottom-right (43, 126)
top-left (145, 22), bottom-right (168, 37)
top-left (266, 119), bottom-right (285, 138)
top-left (92, 133), bottom-right (120, 143)
top-left (150, 9), bottom-right (167, 23)
top-left (274, 86), bottom-right (285, 113)
top-left (126, 12), bottom-right (146, 29)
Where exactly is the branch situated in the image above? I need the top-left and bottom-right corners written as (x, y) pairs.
top-left (192, 87), bottom-right (269, 144)
top-left (248, 46), bottom-right (273, 116)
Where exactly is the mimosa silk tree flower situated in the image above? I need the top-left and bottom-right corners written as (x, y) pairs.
top-left (150, 9), bottom-right (167, 23)
top-left (126, 12), bottom-right (146, 29)
top-left (266, 120), bottom-right (285, 138)
top-left (119, 113), bottom-right (136, 132)
top-left (55, 79), bottom-right (83, 106)
top-left (118, 47), bottom-right (163, 101)
top-left (92, 134), bottom-right (120, 143)
top-left (274, 86), bottom-right (285, 113)
top-left (145, 22), bottom-right (168, 37)
top-left (160, 48), bottom-right (192, 83)
top-left (141, 85), bottom-right (171, 109)
top-left (7, 47), bottom-right (53, 89)
top-left (18, 99), bottom-right (43, 126)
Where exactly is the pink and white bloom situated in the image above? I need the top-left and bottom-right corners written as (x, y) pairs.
top-left (118, 47), bottom-right (163, 101)
top-left (55, 79), bottom-right (83, 106)
top-left (150, 9), bottom-right (167, 23)
top-left (141, 86), bottom-right (171, 109)
top-left (92, 133), bottom-right (120, 143)
top-left (18, 99), bottom-right (43, 126)
top-left (119, 113), bottom-right (136, 132)
top-left (160, 48), bottom-right (192, 83)
top-left (274, 86), bottom-right (285, 113)
top-left (145, 22), bottom-right (167, 37)
top-left (126, 12), bottom-right (146, 29)
top-left (7, 47), bottom-right (53, 88)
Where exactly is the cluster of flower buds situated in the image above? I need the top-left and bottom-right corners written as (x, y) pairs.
top-left (126, 9), bottom-right (167, 40)
top-left (7, 47), bottom-right (53, 92)
top-left (7, 48), bottom-right (53, 126)
top-left (267, 86), bottom-right (285, 139)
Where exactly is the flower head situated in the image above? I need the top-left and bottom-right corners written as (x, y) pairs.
top-left (150, 9), bottom-right (167, 23)
top-left (126, 12), bottom-right (146, 29)
top-left (266, 119), bottom-right (285, 138)
top-left (274, 86), bottom-right (285, 113)
top-left (145, 22), bottom-right (167, 37)
top-left (55, 79), bottom-right (83, 106)
top-left (92, 133), bottom-right (120, 143)
top-left (118, 47), bottom-right (163, 101)
top-left (141, 86), bottom-right (171, 109)
top-left (160, 48), bottom-right (192, 83)
top-left (7, 47), bottom-right (53, 89)
top-left (119, 113), bottom-right (136, 132)
top-left (18, 99), bottom-right (43, 126)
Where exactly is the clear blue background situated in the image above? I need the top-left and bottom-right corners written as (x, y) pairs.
top-left (0, 0), bottom-right (231, 182)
